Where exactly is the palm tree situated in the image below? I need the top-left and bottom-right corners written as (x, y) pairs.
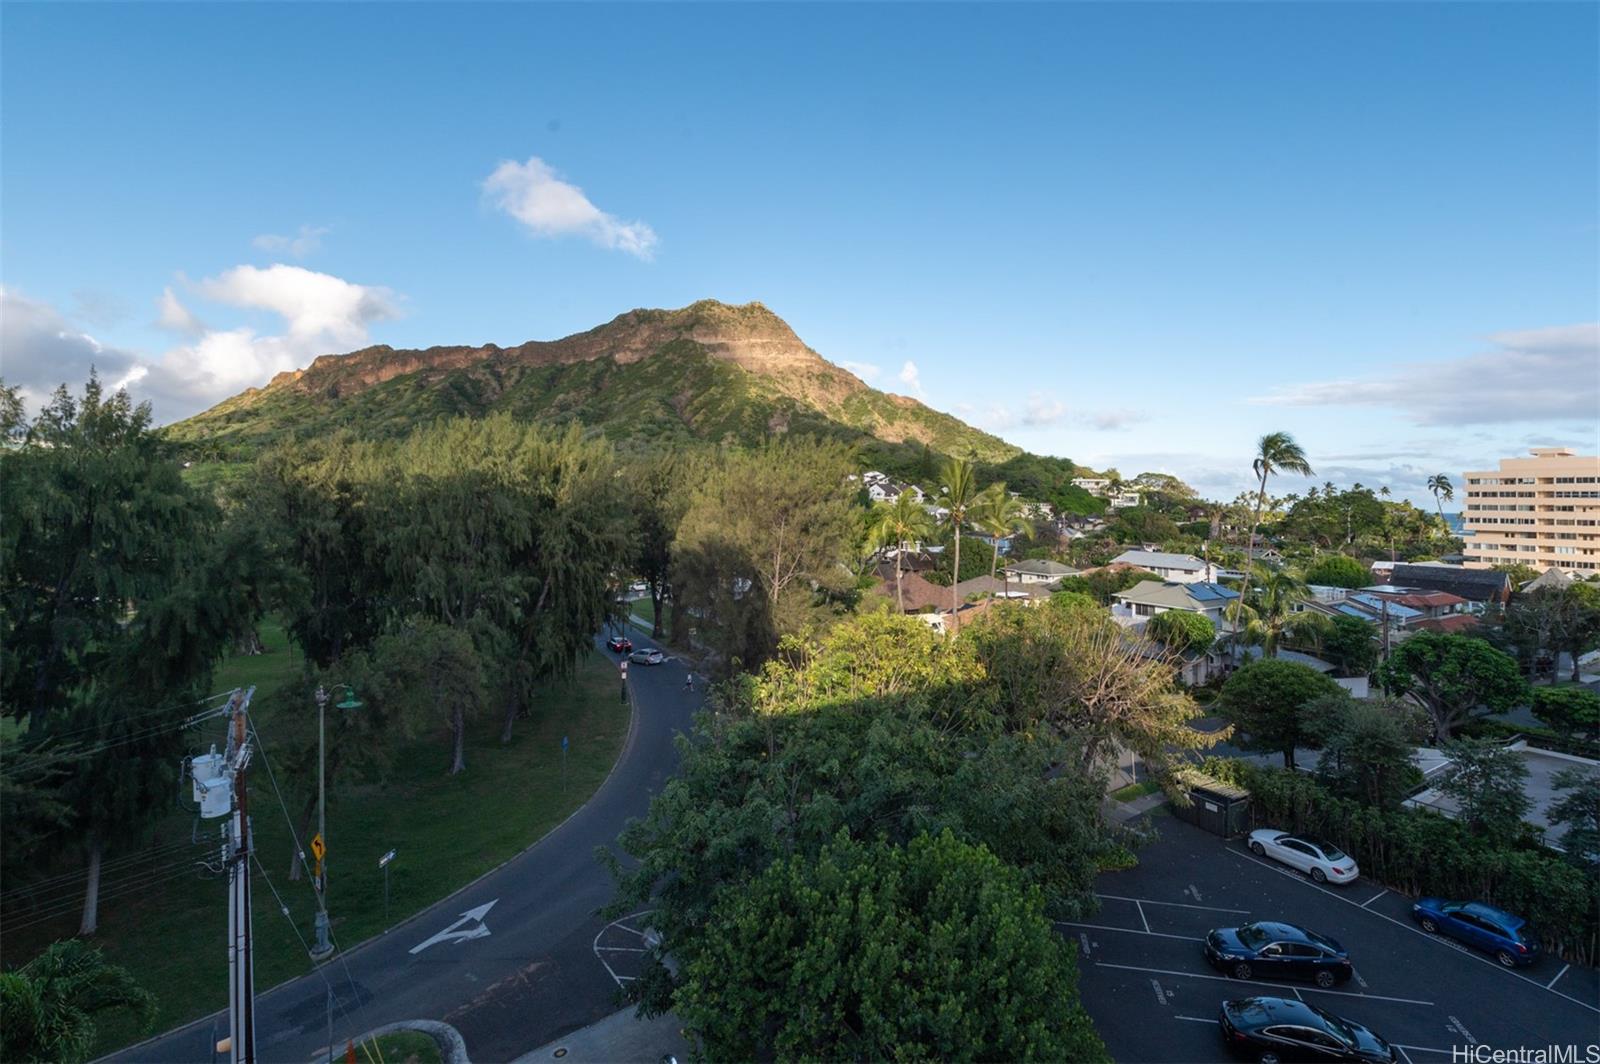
top-left (1229, 568), bottom-right (1313, 658)
top-left (939, 457), bottom-right (980, 629)
top-left (1235, 433), bottom-right (1314, 659)
top-left (1427, 473), bottom-right (1454, 523)
top-left (868, 493), bottom-right (935, 613)
top-left (972, 485), bottom-right (1028, 599)
top-left (0, 940), bottom-right (156, 1063)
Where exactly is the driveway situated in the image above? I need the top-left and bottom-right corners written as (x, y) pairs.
top-left (113, 634), bottom-right (698, 1063)
top-left (1072, 815), bottom-right (1598, 1062)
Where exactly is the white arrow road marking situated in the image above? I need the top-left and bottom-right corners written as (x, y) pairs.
top-left (409, 899), bottom-right (498, 955)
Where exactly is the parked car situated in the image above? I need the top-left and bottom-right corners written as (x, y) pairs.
top-left (1204, 921), bottom-right (1353, 988)
top-left (606, 635), bottom-right (633, 654)
top-left (628, 580), bottom-right (649, 593)
top-left (629, 648), bottom-right (665, 665)
top-left (1247, 830), bottom-right (1360, 885)
top-left (1411, 898), bottom-right (1540, 967)
top-left (1219, 996), bottom-right (1396, 1063)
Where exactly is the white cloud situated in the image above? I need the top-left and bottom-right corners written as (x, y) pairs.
top-left (1, 265), bottom-right (403, 423)
top-left (156, 286), bottom-right (205, 335)
top-left (1251, 323), bottom-right (1599, 425)
top-left (1088, 408), bottom-right (1146, 431)
top-left (840, 360), bottom-right (882, 383)
top-left (252, 225), bottom-right (329, 258)
top-left (195, 264), bottom-right (399, 346)
top-left (483, 156), bottom-right (658, 259)
top-left (1022, 395), bottom-right (1066, 427)
top-left (898, 359), bottom-right (925, 398)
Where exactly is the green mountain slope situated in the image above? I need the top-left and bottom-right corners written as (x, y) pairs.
top-left (165, 300), bottom-right (1020, 466)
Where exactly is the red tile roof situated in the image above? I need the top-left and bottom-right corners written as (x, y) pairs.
top-left (1411, 614), bottom-right (1481, 634)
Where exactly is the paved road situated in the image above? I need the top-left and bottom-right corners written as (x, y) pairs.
top-left (114, 632), bottom-right (697, 1064)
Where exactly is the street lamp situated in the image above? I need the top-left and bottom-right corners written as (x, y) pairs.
top-left (310, 683), bottom-right (362, 960)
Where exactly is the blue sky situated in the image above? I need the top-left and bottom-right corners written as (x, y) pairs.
top-left (3, 2), bottom-right (1595, 504)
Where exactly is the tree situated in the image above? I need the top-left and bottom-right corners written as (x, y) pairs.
top-left (1320, 615), bottom-right (1378, 677)
top-left (1230, 568), bottom-right (1313, 658)
top-left (1220, 659), bottom-right (1345, 767)
top-left (1546, 768), bottom-right (1599, 868)
top-left (0, 939), bottom-right (155, 1063)
top-left (1056, 566), bottom-right (1161, 605)
top-left (1378, 632), bottom-right (1527, 741)
top-left (1427, 473), bottom-right (1454, 523)
top-left (627, 450), bottom-right (702, 639)
top-left (1145, 610), bottom-right (1215, 655)
top-left (673, 438), bottom-right (859, 670)
top-left (971, 484), bottom-right (1028, 597)
top-left (1551, 582), bottom-right (1600, 683)
top-left (938, 457), bottom-right (980, 628)
top-left (674, 831), bottom-right (1109, 1062)
top-left (0, 378), bottom-right (25, 441)
top-left (1303, 554), bottom-right (1370, 589)
top-left (365, 618), bottom-right (486, 775)
top-left (1236, 433), bottom-right (1314, 659)
top-left (868, 492), bottom-right (936, 612)
top-left (1110, 506), bottom-right (1179, 545)
top-left (1531, 686), bottom-right (1600, 743)
top-left (1313, 697), bottom-right (1424, 808)
top-left (1438, 738), bottom-right (1531, 844)
top-left (1, 374), bottom-right (259, 934)
top-left (967, 603), bottom-right (1224, 788)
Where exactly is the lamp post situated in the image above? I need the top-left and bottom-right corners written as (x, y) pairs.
top-left (310, 683), bottom-right (362, 960)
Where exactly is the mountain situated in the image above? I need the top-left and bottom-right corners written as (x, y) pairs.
top-left (165, 300), bottom-right (1020, 466)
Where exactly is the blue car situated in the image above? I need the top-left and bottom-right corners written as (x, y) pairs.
top-left (1411, 898), bottom-right (1540, 967)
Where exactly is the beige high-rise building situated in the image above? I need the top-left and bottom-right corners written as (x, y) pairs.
top-left (1461, 447), bottom-right (1600, 573)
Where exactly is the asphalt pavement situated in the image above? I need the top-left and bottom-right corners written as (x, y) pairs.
top-left (1072, 814), bottom-right (1599, 1063)
top-left (113, 632), bottom-right (698, 1064)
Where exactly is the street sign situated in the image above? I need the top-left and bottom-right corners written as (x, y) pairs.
top-left (379, 849), bottom-right (396, 869)
top-left (310, 833), bottom-right (326, 861)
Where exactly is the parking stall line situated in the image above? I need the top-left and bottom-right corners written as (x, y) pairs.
top-left (1097, 892), bottom-right (1248, 913)
top-left (1173, 1016), bottom-right (1218, 1024)
top-left (1393, 1046), bottom-right (1454, 1058)
top-left (1092, 961), bottom-right (1436, 1006)
top-left (1059, 921), bottom-right (1202, 943)
top-left (1135, 900), bottom-right (1151, 933)
top-left (1360, 888), bottom-right (1389, 908)
top-left (1547, 963), bottom-right (1571, 989)
top-left (1395, 1048), bottom-right (1413, 1064)
top-left (1224, 846), bottom-right (1600, 1015)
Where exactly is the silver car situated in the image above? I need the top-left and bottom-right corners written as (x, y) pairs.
top-left (1247, 830), bottom-right (1360, 885)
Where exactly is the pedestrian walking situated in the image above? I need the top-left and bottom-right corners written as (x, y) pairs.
top-left (682, 671), bottom-right (694, 692)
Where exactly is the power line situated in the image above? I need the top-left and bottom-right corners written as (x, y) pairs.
top-left (0, 839), bottom-right (209, 906)
top-left (3, 706), bottom-right (230, 772)
top-left (10, 691), bottom-right (234, 745)
top-left (3, 862), bottom-right (209, 934)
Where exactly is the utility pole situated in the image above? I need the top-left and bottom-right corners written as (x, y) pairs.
top-left (224, 688), bottom-right (258, 1064)
top-left (311, 685), bottom-right (333, 961)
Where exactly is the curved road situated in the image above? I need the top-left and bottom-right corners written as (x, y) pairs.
top-left (115, 631), bottom-right (696, 1064)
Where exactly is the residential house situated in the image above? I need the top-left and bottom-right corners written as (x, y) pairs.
top-left (1002, 559), bottom-right (1080, 585)
top-left (1107, 490), bottom-right (1143, 509)
top-left (1111, 550), bottom-right (1217, 584)
top-left (1387, 563), bottom-right (1512, 607)
top-left (1111, 580), bottom-right (1241, 629)
top-left (1072, 477), bottom-right (1111, 495)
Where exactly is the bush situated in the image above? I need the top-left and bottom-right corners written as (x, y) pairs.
top-left (1200, 758), bottom-right (1598, 964)
top-left (1302, 554), bottom-right (1371, 589)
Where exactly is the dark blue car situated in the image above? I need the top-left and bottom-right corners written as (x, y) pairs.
top-left (1411, 898), bottom-right (1540, 967)
top-left (1205, 921), bottom-right (1354, 988)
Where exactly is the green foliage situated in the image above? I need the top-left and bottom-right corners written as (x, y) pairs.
top-left (1494, 562), bottom-right (1540, 588)
top-left (1109, 506), bottom-right (1179, 545)
top-left (1220, 659), bottom-right (1345, 767)
top-left (1531, 685), bottom-right (1600, 742)
top-left (1302, 554), bottom-right (1370, 589)
top-left (624, 450), bottom-right (705, 639)
top-left (1320, 615), bottom-right (1379, 677)
top-left (1144, 610), bottom-right (1215, 654)
top-left (1312, 697), bottom-right (1426, 809)
top-left (1048, 591), bottom-right (1103, 618)
top-left (0, 940), bottom-right (156, 1063)
top-left (868, 493), bottom-right (938, 611)
top-left (1378, 632), bottom-right (1528, 740)
top-left (1438, 738), bottom-right (1532, 845)
top-left (1056, 567), bottom-right (1162, 605)
top-left (672, 437), bottom-right (859, 672)
top-left (925, 534), bottom-right (996, 587)
top-left (608, 612), bottom-right (1123, 1027)
top-left (675, 830), bottom-right (1109, 1063)
top-left (1546, 768), bottom-right (1599, 868)
top-left (1201, 757), bottom-right (1599, 963)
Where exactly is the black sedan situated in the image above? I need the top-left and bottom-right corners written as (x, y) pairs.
top-left (1220, 997), bottom-right (1396, 1063)
top-left (1205, 921), bottom-right (1352, 988)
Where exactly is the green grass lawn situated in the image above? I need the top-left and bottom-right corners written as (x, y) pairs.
top-left (1109, 780), bottom-right (1162, 803)
top-left (630, 595), bottom-right (657, 628)
top-left (2, 622), bottom-right (631, 1057)
top-left (359, 1029), bottom-right (442, 1064)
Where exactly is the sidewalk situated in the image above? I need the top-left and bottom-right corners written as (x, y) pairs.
top-left (513, 1007), bottom-right (689, 1064)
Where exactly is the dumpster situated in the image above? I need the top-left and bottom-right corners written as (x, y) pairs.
top-left (1172, 775), bottom-right (1251, 838)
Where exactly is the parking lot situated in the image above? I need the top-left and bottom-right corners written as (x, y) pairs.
top-left (1073, 815), bottom-right (1599, 1063)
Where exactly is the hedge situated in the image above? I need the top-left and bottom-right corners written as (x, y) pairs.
top-left (1200, 757), bottom-right (1598, 965)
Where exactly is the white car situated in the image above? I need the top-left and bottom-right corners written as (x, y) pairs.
top-left (1247, 830), bottom-right (1359, 885)
top-left (628, 581), bottom-right (649, 593)
top-left (628, 648), bottom-right (665, 665)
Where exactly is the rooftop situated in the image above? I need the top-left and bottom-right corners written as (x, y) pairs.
top-left (1111, 549), bottom-right (1207, 571)
top-left (1003, 559), bottom-right (1078, 576)
top-left (1113, 579), bottom-right (1239, 610)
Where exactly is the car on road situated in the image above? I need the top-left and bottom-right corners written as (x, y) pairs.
top-left (606, 635), bottom-right (633, 654)
top-left (1247, 830), bottom-right (1360, 885)
top-left (628, 648), bottom-right (665, 665)
top-left (1219, 996), bottom-right (1396, 1063)
top-left (628, 580), bottom-right (648, 593)
top-left (1411, 898), bottom-right (1540, 967)
top-left (1204, 921), bottom-right (1353, 987)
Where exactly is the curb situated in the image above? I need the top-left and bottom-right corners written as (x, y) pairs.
top-left (350, 1020), bottom-right (469, 1064)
